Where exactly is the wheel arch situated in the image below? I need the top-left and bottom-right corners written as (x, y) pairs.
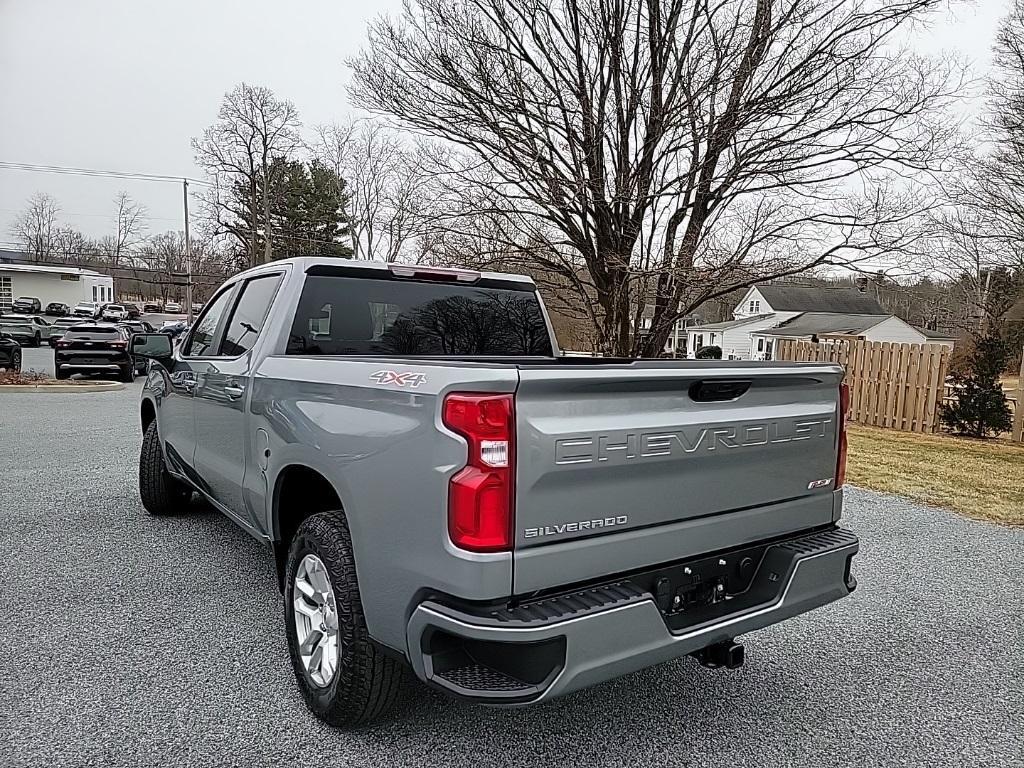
top-left (140, 397), bottom-right (157, 435)
top-left (271, 464), bottom-right (346, 592)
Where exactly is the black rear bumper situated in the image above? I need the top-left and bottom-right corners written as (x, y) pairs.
top-left (407, 526), bottom-right (858, 704)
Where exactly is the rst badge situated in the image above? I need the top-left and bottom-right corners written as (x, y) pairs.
top-left (369, 370), bottom-right (427, 388)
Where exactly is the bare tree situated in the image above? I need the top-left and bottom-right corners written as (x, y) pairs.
top-left (977, 1), bottom-right (1024, 247)
top-left (106, 191), bottom-right (148, 268)
top-left (193, 83), bottom-right (302, 266)
top-left (11, 192), bottom-right (60, 261)
top-left (311, 120), bottom-right (434, 262)
top-left (922, 205), bottom-right (1023, 331)
top-left (351, 0), bottom-right (962, 355)
top-left (52, 227), bottom-right (89, 263)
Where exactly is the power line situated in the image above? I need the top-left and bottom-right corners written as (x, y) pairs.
top-left (0, 161), bottom-right (213, 187)
top-left (0, 207), bottom-right (184, 223)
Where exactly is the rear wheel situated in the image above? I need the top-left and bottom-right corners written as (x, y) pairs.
top-left (139, 420), bottom-right (191, 515)
top-left (9, 349), bottom-right (21, 372)
top-left (284, 510), bottom-right (403, 727)
top-left (54, 367), bottom-right (69, 380)
top-left (119, 364), bottom-right (134, 383)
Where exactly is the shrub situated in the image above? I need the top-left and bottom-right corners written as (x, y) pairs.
top-left (941, 333), bottom-right (1013, 438)
top-left (696, 345), bottom-right (723, 360)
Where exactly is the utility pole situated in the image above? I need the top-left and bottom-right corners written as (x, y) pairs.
top-left (183, 179), bottom-right (194, 324)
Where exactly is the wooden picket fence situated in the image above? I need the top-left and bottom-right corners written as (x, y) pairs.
top-left (774, 338), bottom-right (951, 434)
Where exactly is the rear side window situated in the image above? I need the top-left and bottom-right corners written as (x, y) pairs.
top-left (220, 275), bottom-right (283, 357)
top-left (286, 275), bottom-right (553, 356)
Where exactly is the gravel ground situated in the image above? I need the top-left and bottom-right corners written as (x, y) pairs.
top-left (1, 386), bottom-right (1022, 768)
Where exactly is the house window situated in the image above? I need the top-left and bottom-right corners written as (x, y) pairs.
top-left (0, 276), bottom-right (11, 312)
top-left (757, 338), bottom-right (764, 352)
top-left (92, 286), bottom-right (98, 301)
top-left (765, 340), bottom-right (773, 360)
top-left (709, 333), bottom-right (716, 344)
top-left (666, 337), bottom-right (674, 349)
top-left (749, 300), bottom-right (761, 313)
top-left (695, 334), bottom-right (703, 349)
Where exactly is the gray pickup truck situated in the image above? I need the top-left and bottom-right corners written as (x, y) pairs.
top-left (132, 257), bottom-right (858, 727)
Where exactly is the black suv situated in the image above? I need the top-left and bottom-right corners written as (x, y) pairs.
top-left (54, 325), bottom-right (136, 382)
top-left (0, 332), bottom-right (20, 372)
top-left (45, 302), bottom-right (70, 316)
top-left (11, 297), bottom-right (42, 314)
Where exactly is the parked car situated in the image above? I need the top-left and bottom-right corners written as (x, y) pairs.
top-left (133, 257), bottom-right (858, 727)
top-left (72, 301), bottom-right (100, 318)
top-left (0, 332), bottom-right (21, 372)
top-left (54, 324), bottom-right (135, 381)
top-left (101, 304), bottom-right (129, 322)
top-left (10, 296), bottom-right (42, 314)
top-left (48, 316), bottom-right (90, 347)
top-left (124, 303), bottom-right (142, 319)
top-left (118, 320), bottom-right (156, 335)
top-left (44, 302), bottom-right (70, 317)
top-left (142, 302), bottom-right (162, 313)
top-left (159, 319), bottom-right (189, 340)
top-left (0, 320), bottom-right (40, 347)
top-left (164, 301), bottom-right (183, 314)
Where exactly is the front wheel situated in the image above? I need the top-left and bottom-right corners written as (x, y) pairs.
top-left (138, 420), bottom-right (191, 515)
top-left (9, 349), bottom-right (21, 372)
top-left (284, 511), bottom-right (403, 727)
top-left (119, 364), bottom-right (134, 383)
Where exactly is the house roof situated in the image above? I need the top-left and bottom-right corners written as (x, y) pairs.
top-left (917, 326), bottom-right (957, 341)
top-left (754, 285), bottom-right (885, 314)
top-left (687, 314), bottom-right (775, 332)
top-left (0, 262), bottom-right (104, 277)
top-left (754, 312), bottom-right (889, 338)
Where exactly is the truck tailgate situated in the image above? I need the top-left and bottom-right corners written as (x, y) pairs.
top-left (512, 363), bottom-right (844, 594)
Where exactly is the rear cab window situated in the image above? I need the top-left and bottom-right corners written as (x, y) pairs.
top-left (286, 272), bottom-right (553, 356)
top-left (64, 327), bottom-right (122, 339)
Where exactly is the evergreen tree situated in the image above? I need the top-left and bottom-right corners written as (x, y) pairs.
top-left (229, 158), bottom-right (353, 261)
top-left (941, 334), bottom-right (1013, 438)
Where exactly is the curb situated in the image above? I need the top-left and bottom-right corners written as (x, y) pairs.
top-left (0, 381), bottom-right (126, 393)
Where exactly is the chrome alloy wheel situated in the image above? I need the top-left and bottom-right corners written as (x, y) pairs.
top-left (293, 554), bottom-right (340, 687)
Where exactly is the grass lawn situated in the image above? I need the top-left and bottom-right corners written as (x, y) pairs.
top-left (846, 424), bottom-right (1024, 526)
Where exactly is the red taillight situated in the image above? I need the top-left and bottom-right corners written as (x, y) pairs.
top-left (56, 340), bottom-right (71, 348)
top-left (836, 382), bottom-right (850, 489)
top-left (442, 393), bottom-right (514, 552)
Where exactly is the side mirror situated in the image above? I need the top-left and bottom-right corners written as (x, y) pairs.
top-left (132, 333), bottom-right (173, 360)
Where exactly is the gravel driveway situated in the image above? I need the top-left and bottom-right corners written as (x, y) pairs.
top-left (1, 387), bottom-right (1021, 768)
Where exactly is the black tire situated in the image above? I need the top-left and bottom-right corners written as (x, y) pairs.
top-left (10, 349), bottom-right (21, 373)
top-left (33, 333), bottom-right (40, 348)
top-left (54, 367), bottom-right (69, 380)
top-left (119, 364), bottom-right (134, 383)
top-left (284, 511), bottom-right (403, 727)
top-left (139, 420), bottom-right (191, 515)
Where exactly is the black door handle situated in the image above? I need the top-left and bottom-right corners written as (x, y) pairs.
top-left (689, 379), bottom-right (752, 402)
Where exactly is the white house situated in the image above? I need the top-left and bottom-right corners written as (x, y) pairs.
top-left (681, 283), bottom-right (953, 359)
top-left (0, 263), bottom-right (114, 313)
top-left (751, 313), bottom-right (956, 359)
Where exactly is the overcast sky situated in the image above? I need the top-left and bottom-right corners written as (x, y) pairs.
top-left (0, 0), bottom-right (1012, 243)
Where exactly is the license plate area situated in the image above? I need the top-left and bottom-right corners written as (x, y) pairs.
top-left (638, 542), bottom-right (769, 617)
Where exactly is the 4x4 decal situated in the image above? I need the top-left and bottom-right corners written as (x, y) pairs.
top-left (369, 370), bottom-right (428, 388)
